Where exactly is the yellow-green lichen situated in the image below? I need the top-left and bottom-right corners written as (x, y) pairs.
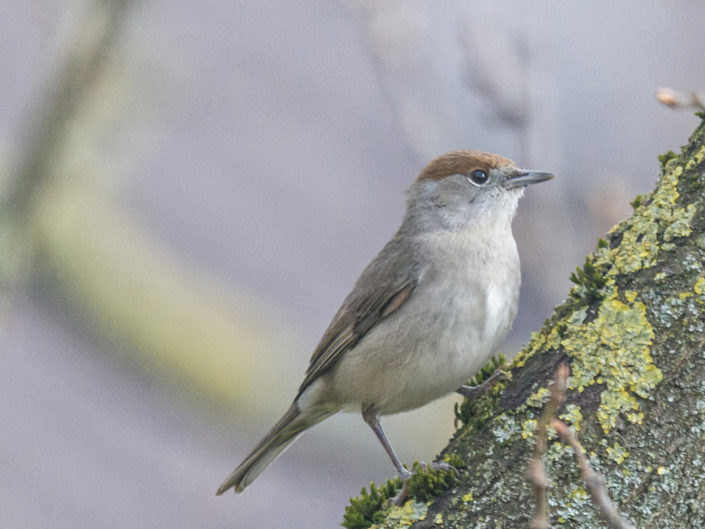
top-left (559, 404), bottom-right (583, 432)
top-left (514, 325), bottom-right (563, 368)
top-left (624, 290), bottom-right (638, 303)
top-left (560, 291), bottom-right (661, 433)
top-left (547, 438), bottom-right (573, 461)
top-left (491, 412), bottom-right (520, 443)
top-left (663, 203), bottom-right (697, 242)
top-left (625, 411), bottom-right (643, 425)
top-left (598, 160), bottom-right (696, 275)
top-left (525, 387), bottom-right (551, 408)
top-left (521, 418), bottom-right (538, 439)
top-left (552, 483), bottom-right (594, 525)
top-left (695, 276), bottom-right (705, 296)
top-left (605, 221), bottom-right (659, 274)
top-left (685, 145), bottom-right (705, 170)
top-left (370, 500), bottom-right (428, 529)
top-left (461, 492), bottom-right (473, 502)
top-left (570, 486), bottom-right (589, 501)
top-left (606, 442), bottom-right (629, 464)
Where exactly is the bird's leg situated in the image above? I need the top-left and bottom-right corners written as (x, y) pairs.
top-left (456, 368), bottom-right (510, 401)
top-left (362, 406), bottom-right (412, 505)
top-left (362, 406), bottom-right (412, 481)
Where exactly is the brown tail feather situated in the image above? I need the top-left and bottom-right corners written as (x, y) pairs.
top-left (216, 403), bottom-right (329, 495)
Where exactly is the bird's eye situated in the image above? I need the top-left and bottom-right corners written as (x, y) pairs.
top-left (466, 169), bottom-right (489, 186)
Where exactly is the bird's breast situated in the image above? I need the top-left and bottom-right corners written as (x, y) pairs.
top-left (409, 227), bottom-right (520, 384)
top-left (328, 227), bottom-right (521, 415)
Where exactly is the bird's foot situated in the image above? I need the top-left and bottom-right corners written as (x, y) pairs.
top-left (389, 461), bottom-right (459, 506)
top-left (388, 466), bottom-right (413, 506)
top-left (398, 466), bottom-right (414, 481)
top-left (456, 368), bottom-right (510, 401)
top-left (390, 479), bottom-right (410, 506)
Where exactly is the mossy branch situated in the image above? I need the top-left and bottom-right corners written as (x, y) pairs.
top-left (343, 115), bottom-right (705, 528)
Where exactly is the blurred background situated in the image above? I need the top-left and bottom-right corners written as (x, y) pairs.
top-left (2, 1), bottom-right (704, 527)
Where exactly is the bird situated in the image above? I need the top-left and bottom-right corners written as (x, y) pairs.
top-left (216, 150), bottom-right (554, 498)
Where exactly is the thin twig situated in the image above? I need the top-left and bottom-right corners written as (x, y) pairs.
top-left (655, 88), bottom-right (705, 111)
top-left (529, 364), bottom-right (569, 529)
top-left (552, 420), bottom-right (636, 529)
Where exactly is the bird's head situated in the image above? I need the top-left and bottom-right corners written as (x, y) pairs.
top-left (404, 150), bottom-right (554, 232)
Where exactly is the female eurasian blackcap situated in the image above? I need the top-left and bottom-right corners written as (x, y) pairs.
top-left (217, 150), bottom-right (553, 498)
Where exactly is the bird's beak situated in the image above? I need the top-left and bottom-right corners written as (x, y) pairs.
top-left (505, 170), bottom-right (555, 188)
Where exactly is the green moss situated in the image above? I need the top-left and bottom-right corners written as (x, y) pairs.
top-left (471, 354), bottom-right (507, 386)
top-left (453, 355), bottom-right (507, 427)
top-left (342, 480), bottom-right (401, 529)
top-left (630, 194), bottom-right (647, 209)
top-left (341, 456), bottom-right (463, 528)
top-left (658, 150), bottom-right (678, 166)
top-left (569, 256), bottom-right (608, 305)
top-left (407, 458), bottom-right (463, 502)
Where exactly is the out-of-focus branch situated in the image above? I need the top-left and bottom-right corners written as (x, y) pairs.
top-left (529, 364), bottom-right (569, 529)
top-left (6, 0), bottom-right (135, 222)
top-left (531, 366), bottom-right (636, 529)
top-left (655, 88), bottom-right (705, 111)
top-left (553, 420), bottom-right (636, 529)
top-left (1, 0), bottom-right (297, 415)
top-left (457, 11), bottom-right (531, 130)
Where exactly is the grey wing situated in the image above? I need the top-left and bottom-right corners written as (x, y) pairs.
top-left (295, 239), bottom-right (418, 398)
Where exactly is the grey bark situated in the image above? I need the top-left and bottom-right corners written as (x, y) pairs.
top-left (358, 115), bottom-right (705, 528)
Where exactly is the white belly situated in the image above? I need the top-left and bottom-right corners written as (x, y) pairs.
top-left (329, 228), bottom-right (520, 415)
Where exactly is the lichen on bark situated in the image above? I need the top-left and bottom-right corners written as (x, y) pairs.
top-left (343, 114), bottom-right (705, 528)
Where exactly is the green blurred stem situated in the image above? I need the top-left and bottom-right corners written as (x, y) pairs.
top-left (33, 178), bottom-right (293, 415)
top-left (7, 0), bottom-right (135, 221)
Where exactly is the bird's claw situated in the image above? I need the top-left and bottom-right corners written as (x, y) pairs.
top-left (430, 461), bottom-right (460, 476)
top-left (390, 479), bottom-right (410, 506)
top-left (388, 466), bottom-right (413, 506)
top-left (456, 368), bottom-right (510, 401)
